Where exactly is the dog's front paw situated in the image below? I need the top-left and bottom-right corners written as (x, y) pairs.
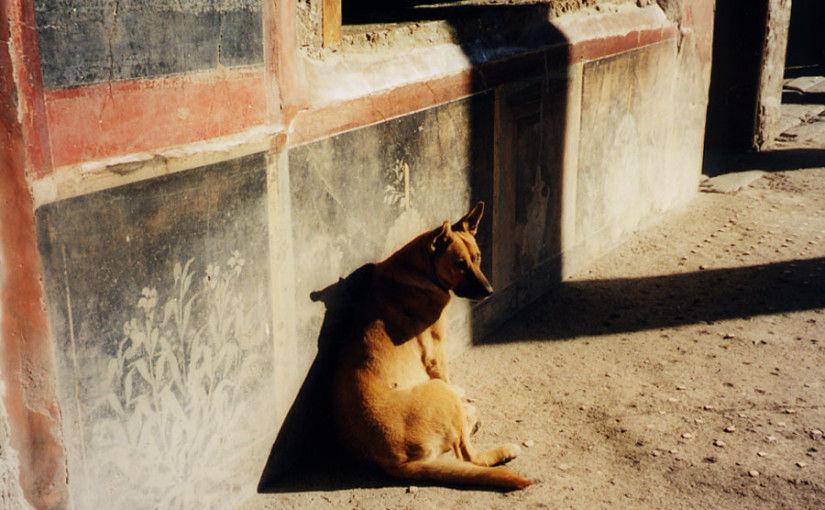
top-left (500, 443), bottom-right (521, 462)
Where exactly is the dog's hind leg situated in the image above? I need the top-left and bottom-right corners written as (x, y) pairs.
top-left (457, 434), bottom-right (521, 467)
top-left (453, 402), bottom-right (518, 467)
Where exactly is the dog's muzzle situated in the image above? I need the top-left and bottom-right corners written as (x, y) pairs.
top-left (454, 273), bottom-right (494, 301)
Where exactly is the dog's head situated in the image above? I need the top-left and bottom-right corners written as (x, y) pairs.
top-left (428, 202), bottom-right (494, 300)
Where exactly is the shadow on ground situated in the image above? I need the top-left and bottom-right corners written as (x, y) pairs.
top-left (258, 257), bottom-right (825, 490)
top-left (256, 262), bottom-right (512, 493)
top-left (704, 148), bottom-right (825, 176)
top-left (782, 90), bottom-right (825, 105)
top-left (739, 149), bottom-right (825, 172)
top-left (485, 257), bottom-right (825, 344)
top-left (256, 264), bottom-right (411, 493)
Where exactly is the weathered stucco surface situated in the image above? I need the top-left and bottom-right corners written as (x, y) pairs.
top-left (36, 155), bottom-right (276, 509)
top-left (1, 1), bottom-right (715, 507)
top-left (288, 95), bottom-right (495, 368)
top-left (575, 41), bottom-right (678, 259)
top-left (34, 0), bottom-right (264, 87)
top-left (0, 390), bottom-right (27, 510)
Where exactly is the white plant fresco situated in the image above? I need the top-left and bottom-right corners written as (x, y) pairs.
top-left (384, 159), bottom-right (411, 210)
top-left (34, 155), bottom-right (274, 510)
top-left (83, 251), bottom-right (272, 510)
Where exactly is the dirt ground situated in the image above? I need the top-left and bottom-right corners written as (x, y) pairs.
top-left (242, 108), bottom-right (825, 509)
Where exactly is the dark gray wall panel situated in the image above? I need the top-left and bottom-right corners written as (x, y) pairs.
top-left (35, 0), bottom-right (263, 88)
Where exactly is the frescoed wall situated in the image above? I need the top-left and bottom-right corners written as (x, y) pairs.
top-left (288, 95), bottom-right (495, 366)
top-left (0, 0), bottom-right (716, 507)
top-left (34, 0), bottom-right (263, 88)
top-left (36, 154), bottom-right (274, 509)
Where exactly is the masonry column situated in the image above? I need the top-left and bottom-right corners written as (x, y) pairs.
top-left (1, 0), bottom-right (68, 507)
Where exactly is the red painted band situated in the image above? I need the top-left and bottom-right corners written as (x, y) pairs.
top-left (44, 68), bottom-right (267, 168)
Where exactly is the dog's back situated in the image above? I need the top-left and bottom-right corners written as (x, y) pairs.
top-left (333, 203), bottom-right (532, 490)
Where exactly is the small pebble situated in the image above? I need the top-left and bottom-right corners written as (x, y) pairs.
top-left (682, 433), bottom-right (695, 439)
top-left (407, 486), bottom-right (419, 494)
top-left (749, 470), bottom-right (760, 477)
top-left (713, 439), bottom-right (726, 448)
top-left (757, 451), bottom-right (768, 458)
top-left (767, 435), bottom-right (777, 442)
top-left (724, 425), bottom-right (736, 433)
top-left (797, 462), bottom-right (808, 468)
top-left (522, 439), bottom-right (535, 448)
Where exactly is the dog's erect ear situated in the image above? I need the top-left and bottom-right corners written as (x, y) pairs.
top-left (453, 201), bottom-right (485, 236)
top-left (429, 220), bottom-right (453, 254)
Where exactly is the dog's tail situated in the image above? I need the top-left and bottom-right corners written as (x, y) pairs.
top-left (386, 459), bottom-right (532, 491)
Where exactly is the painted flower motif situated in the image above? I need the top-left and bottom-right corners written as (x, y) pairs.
top-left (97, 252), bottom-right (267, 510)
top-left (227, 250), bottom-right (245, 275)
top-left (137, 287), bottom-right (158, 312)
top-left (205, 264), bottom-right (220, 289)
top-left (384, 159), bottom-right (410, 209)
top-left (123, 317), bottom-right (139, 337)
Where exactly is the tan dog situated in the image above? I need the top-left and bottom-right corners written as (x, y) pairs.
top-left (333, 202), bottom-right (532, 490)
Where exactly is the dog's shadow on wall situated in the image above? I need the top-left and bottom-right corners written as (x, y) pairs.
top-left (257, 263), bottom-right (401, 493)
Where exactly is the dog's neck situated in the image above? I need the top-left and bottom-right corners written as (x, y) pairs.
top-left (373, 234), bottom-right (451, 338)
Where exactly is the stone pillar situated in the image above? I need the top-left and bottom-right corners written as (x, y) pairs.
top-left (755, 0), bottom-right (792, 149)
